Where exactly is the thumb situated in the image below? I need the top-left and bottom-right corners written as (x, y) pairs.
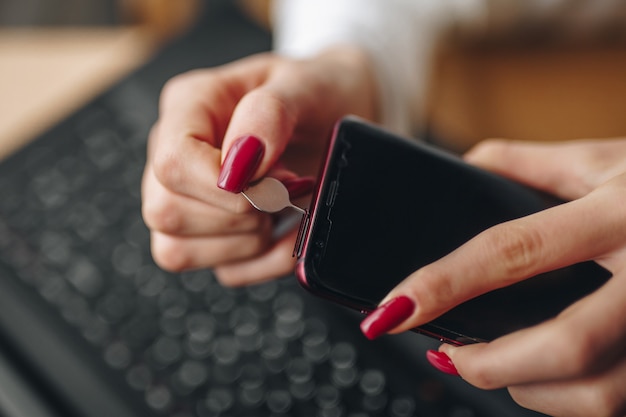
top-left (216, 84), bottom-right (305, 193)
top-left (464, 138), bottom-right (626, 200)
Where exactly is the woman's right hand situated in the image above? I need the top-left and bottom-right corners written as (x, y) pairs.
top-left (141, 47), bottom-right (378, 286)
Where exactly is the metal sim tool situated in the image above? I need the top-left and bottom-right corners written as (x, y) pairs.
top-left (242, 177), bottom-right (307, 215)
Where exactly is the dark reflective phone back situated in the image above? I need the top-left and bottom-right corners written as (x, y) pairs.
top-left (296, 116), bottom-right (611, 344)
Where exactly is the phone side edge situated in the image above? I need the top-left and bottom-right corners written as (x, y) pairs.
top-left (294, 116), bottom-right (373, 313)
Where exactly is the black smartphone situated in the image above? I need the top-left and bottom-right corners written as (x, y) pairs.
top-left (295, 116), bottom-right (611, 345)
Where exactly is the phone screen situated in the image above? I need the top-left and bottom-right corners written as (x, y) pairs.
top-left (296, 117), bottom-right (610, 343)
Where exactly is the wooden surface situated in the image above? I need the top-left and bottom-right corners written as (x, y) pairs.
top-left (0, 27), bottom-right (156, 160)
top-left (0, 0), bottom-right (202, 161)
top-left (426, 43), bottom-right (626, 151)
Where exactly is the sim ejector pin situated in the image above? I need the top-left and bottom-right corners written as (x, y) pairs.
top-left (242, 177), bottom-right (307, 215)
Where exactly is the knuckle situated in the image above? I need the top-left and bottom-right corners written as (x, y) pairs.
top-left (159, 74), bottom-right (192, 110)
top-left (424, 268), bottom-right (455, 304)
top-left (160, 74), bottom-right (185, 99)
top-left (152, 150), bottom-right (185, 192)
top-left (151, 237), bottom-right (192, 272)
top-left (244, 88), bottom-right (297, 129)
top-left (407, 266), bottom-right (456, 317)
top-left (160, 70), bottom-right (206, 107)
top-left (142, 198), bottom-right (184, 235)
top-left (482, 222), bottom-right (545, 281)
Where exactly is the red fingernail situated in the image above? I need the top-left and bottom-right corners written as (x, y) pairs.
top-left (217, 135), bottom-right (264, 193)
top-left (426, 350), bottom-right (460, 376)
top-left (360, 296), bottom-right (415, 340)
top-left (282, 177), bottom-right (316, 200)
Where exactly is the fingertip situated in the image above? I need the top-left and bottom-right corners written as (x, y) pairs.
top-left (217, 134), bottom-right (265, 193)
top-left (463, 138), bottom-right (509, 167)
top-left (359, 296), bottom-right (416, 340)
top-left (439, 343), bottom-right (460, 359)
top-left (426, 349), bottom-right (460, 376)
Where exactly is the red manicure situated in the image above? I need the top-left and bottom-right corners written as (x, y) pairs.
top-left (426, 350), bottom-right (460, 376)
top-left (217, 135), bottom-right (264, 193)
top-left (282, 177), bottom-right (316, 200)
top-left (360, 296), bottom-right (415, 340)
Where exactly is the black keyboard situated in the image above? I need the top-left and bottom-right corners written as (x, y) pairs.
top-left (0, 3), bottom-right (545, 417)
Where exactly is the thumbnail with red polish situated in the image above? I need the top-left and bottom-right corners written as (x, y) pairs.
top-left (426, 350), bottom-right (460, 376)
top-left (217, 135), bottom-right (264, 193)
top-left (360, 296), bottom-right (415, 340)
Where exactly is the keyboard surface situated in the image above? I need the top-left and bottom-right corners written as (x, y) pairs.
top-left (0, 3), bottom-right (545, 417)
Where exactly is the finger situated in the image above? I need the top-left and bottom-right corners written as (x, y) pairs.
top-left (157, 56), bottom-right (276, 148)
top-left (216, 68), bottom-right (327, 193)
top-left (439, 270), bottom-right (626, 390)
top-left (214, 226), bottom-right (301, 287)
top-left (142, 162), bottom-right (266, 236)
top-left (464, 138), bottom-right (626, 200)
top-left (149, 220), bottom-right (273, 272)
top-left (383, 179), bottom-right (626, 332)
top-left (507, 354), bottom-right (626, 417)
top-left (219, 45), bottom-right (379, 187)
top-left (150, 58), bottom-right (273, 210)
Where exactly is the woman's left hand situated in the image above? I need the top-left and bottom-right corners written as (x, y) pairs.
top-left (361, 138), bottom-right (626, 417)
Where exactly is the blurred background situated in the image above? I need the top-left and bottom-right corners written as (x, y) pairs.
top-left (0, 4), bottom-right (624, 416)
top-left (0, 0), bottom-right (207, 159)
top-left (1, 0), bottom-right (626, 157)
top-left (0, 0), bottom-right (202, 33)
top-left (0, 0), bottom-right (117, 26)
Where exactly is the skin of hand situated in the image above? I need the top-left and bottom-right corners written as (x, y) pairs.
top-left (367, 138), bottom-right (626, 417)
top-left (141, 46), bottom-right (378, 286)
